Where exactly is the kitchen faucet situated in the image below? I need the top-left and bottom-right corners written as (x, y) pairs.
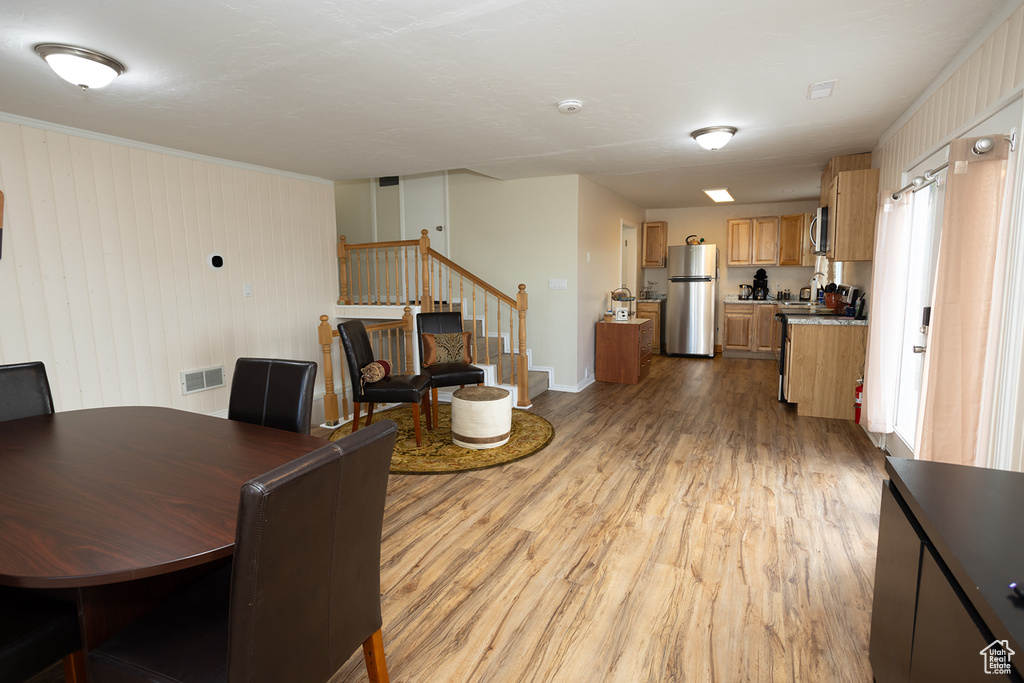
top-left (809, 272), bottom-right (826, 299)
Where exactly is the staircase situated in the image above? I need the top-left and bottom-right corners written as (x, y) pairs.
top-left (317, 230), bottom-right (544, 426)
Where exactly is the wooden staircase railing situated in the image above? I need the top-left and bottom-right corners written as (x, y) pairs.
top-left (320, 229), bottom-right (530, 424)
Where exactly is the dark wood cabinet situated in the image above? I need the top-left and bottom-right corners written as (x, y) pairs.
top-left (870, 457), bottom-right (1024, 682)
top-left (595, 319), bottom-right (653, 384)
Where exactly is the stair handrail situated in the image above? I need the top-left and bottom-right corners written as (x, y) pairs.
top-left (329, 229), bottom-right (530, 410)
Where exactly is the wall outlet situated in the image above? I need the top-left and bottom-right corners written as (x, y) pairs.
top-left (242, 283), bottom-right (253, 297)
top-left (548, 278), bottom-right (568, 290)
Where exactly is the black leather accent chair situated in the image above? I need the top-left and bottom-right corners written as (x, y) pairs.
top-left (88, 420), bottom-right (399, 683)
top-left (417, 312), bottom-right (486, 427)
top-left (0, 587), bottom-right (84, 682)
top-left (227, 358), bottom-right (317, 435)
top-left (0, 361), bottom-right (55, 422)
top-left (337, 319), bottom-right (431, 446)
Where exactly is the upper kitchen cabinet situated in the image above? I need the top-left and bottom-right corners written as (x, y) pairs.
top-left (778, 212), bottom-right (816, 267)
top-left (727, 217), bottom-right (778, 266)
top-left (820, 153), bottom-right (872, 207)
top-left (827, 168), bottom-right (880, 262)
top-left (642, 221), bottom-right (667, 268)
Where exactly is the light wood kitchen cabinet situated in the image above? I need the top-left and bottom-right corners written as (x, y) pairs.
top-left (723, 303), bottom-right (778, 353)
top-left (727, 217), bottom-right (778, 266)
top-left (827, 168), bottom-right (880, 262)
top-left (723, 304), bottom-right (754, 350)
top-left (635, 301), bottom-right (663, 353)
top-left (820, 152), bottom-right (872, 207)
top-left (778, 213), bottom-right (816, 267)
top-left (755, 304), bottom-right (779, 352)
top-left (595, 319), bottom-right (653, 384)
top-left (726, 219), bottom-right (753, 266)
top-left (642, 221), bottom-right (667, 268)
top-left (785, 323), bottom-right (867, 419)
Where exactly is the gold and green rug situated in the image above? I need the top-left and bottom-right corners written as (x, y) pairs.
top-left (330, 404), bottom-right (554, 475)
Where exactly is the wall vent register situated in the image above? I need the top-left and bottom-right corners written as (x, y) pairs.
top-left (180, 365), bottom-right (225, 395)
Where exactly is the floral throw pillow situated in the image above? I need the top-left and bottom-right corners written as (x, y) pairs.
top-left (422, 331), bottom-right (472, 366)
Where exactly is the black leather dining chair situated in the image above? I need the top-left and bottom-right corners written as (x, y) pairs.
top-left (0, 586), bottom-right (84, 683)
top-left (88, 420), bottom-right (399, 683)
top-left (417, 312), bottom-right (485, 427)
top-left (0, 361), bottom-right (83, 682)
top-left (227, 358), bottom-right (317, 435)
top-left (0, 361), bottom-right (54, 422)
top-left (337, 319), bottom-right (431, 446)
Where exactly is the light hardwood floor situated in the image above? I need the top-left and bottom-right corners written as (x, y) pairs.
top-left (327, 354), bottom-right (886, 682)
top-left (30, 355), bottom-right (883, 683)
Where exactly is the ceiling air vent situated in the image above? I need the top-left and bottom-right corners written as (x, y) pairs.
top-left (180, 365), bottom-right (226, 395)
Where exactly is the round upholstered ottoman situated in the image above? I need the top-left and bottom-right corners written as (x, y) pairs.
top-left (450, 386), bottom-right (512, 449)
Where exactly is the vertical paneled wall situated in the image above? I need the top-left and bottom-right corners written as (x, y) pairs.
top-left (0, 121), bottom-right (338, 416)
top-left (877, 5), bottom-right (1024, 190)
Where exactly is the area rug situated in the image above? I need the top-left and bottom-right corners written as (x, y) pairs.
top-left (329, 404), bottom-right (554, 475)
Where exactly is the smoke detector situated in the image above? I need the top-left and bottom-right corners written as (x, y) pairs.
top-left (557, 99), bottom-right (583, 114)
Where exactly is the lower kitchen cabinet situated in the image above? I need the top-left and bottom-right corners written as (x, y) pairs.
top-left (870, 458), bottom-right (1023, 682)
top-left (635, 300), bottom-right (663, 353)
top-left (595, 319), bottom-right (653, 384)
top-left (723, 303), bottom-right (778, 354)
top-left (784, 322), bottom-right (865, 419)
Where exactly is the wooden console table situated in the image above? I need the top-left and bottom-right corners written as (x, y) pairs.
top-left (870, 457), bottom-right (1024, 681)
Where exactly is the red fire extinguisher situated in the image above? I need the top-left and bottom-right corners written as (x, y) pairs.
top-left (854, 380), bottom-right (863, 424)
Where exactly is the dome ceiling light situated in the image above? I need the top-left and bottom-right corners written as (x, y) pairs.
top-left (34, 44), bottom-right (126, 90)
top-left (691, 126), bottom-right (737, 151)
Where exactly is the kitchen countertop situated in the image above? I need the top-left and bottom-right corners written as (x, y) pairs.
top-left (785, 315), bottom-right (867, 327)
top-left (724, 295), bottom-right (797, 305)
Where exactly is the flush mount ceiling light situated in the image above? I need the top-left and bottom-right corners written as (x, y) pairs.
top-left (691, 126), bottom-right (737, 151)
top-left (703, 188), bottom-right (734, 203)
top-left (34, 44), bottom-right (126, 90)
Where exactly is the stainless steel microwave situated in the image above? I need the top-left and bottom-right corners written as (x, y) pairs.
top-left (810, 206), bottom-right (828, 255)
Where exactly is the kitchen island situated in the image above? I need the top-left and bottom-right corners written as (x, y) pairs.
top-left (782, 313), bottom-right (867, 419)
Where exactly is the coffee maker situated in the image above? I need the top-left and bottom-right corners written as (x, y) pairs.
top-left (753, 269), bottom-right (769, 300)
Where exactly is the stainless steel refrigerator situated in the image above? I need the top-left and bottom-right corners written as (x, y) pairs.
top-left (665, 244), bottom-right (718, 357)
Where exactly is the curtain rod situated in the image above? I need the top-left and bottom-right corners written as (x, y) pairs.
top-left (890, 134), bottom-right (1014, 200)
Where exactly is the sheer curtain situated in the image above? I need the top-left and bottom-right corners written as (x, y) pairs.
top-left (864, 195), bottom-right (912, 434)
top-left (918, 135), bottom-right (1014, 466)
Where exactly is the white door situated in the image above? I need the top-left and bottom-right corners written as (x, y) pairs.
top-left (621, 222), bottom-right (638, 299)
top-left (890, 161), bottom-right (946, 459)
top-left (402, 172), bottom-right (449, 305)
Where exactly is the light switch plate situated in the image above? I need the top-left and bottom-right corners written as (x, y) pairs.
top-left (548, 278), bottom-right (567, 290)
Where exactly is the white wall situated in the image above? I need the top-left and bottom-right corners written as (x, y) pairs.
top-left (334, 178), bottom-right (374, 243)
top-left (646, 200), bottom-right (819, 345)
top-left (447, 171), bottom-right (579, 389)
top-left (578, 176), bottom-right (644, 384)
top-left (0, 120), bottom-right (338, 418)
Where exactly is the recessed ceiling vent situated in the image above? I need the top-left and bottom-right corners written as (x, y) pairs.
top-left (807, 80), bottom-right (838, 100)
top-left (181, 365), bottom-right (225, 395)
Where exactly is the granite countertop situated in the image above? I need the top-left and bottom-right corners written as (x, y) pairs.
top-left (637, 296), bottom-right (666, 303)
top-left (786, 315), bottom-right (867, 327)
top-left (724, 295), bottom-right (793, 305)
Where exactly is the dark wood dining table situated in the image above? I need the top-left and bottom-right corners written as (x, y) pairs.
top-left (0, 406), bottom-right (328, 652)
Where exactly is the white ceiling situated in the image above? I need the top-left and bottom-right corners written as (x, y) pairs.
top-left (0, 0), bottom-right (1013, 208)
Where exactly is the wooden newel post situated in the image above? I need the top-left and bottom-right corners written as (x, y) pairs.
top-left (419, 229), bottom-right (432, 312)
top-left (402, 306), bottom-right (415, 371)
top-left (337, 236), bottom-right (350, 305)
top-left (319, 315), bottom-right (340, 425)
top-left (516, 284), bottom-right (529, 407)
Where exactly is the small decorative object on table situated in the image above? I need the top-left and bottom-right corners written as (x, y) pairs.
top-left (611, 285), bottom-right (635, 319)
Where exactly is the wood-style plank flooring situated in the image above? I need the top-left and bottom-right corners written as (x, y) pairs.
top-left (29, 355), bottom-right (884, 683)
top-left (327, 354), bottom-right (886, 682)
